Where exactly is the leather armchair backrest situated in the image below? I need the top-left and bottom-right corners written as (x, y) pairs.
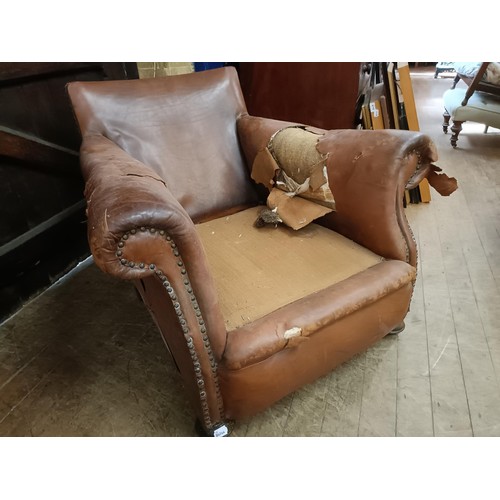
top-left (68, 66), bottom-right (259, 222)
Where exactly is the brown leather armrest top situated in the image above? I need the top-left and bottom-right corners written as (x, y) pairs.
top-left (237, 114), bottom-right (438, 266)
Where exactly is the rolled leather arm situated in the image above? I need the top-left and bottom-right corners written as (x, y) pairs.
top-left (316, 128), bottom-right (436, 267)
top-left (237, 114), bottom-right (438, 266)
top-left (81, 134), bottom-right (195, 277)
top-left (80, 134), bottom-right (228, 430)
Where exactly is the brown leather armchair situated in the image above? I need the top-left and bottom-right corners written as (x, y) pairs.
top-left (67, 66), bottom-right (443, 436)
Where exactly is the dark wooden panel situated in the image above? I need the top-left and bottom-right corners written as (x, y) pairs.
top-left (101, 62), bottom-right (139, 80)
top-left (0, 62), bottom-right (138, 84)
top-left (0, 204), bottom-right (89, 323)
top-left (0, 158), bottom-right (84, 246)
top-left (238, 62), bottom-right (361, 130)
top-left (1, 66), bottom-right (117, 150)
top-left (0, 126), bottom-right (80, 177)
top-left (0, 62), bottom-right (100, 82)
top-left (0, 62), bottom-right (138, 322)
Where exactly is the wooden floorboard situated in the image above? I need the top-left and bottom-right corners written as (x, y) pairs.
top-left (412, 68), bottom-right (500, 437)
top-left (320, 353), bottom-right (365, 437)
top-left (358, 339), bottom-right (398, 436)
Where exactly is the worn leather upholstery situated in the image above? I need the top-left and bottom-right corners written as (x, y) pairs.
top-left (67, 66), bottom-right (438, 435)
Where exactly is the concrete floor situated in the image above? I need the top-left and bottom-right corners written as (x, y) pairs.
top-left (1, 67), bottom-right (499, 437)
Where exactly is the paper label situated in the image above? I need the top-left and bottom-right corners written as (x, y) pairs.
top-left (214, 425), bottom-right (229, 437)
top-left (369, 103), bottom-right (379, 117)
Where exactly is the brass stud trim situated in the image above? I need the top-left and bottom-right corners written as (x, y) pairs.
top-left (115, 226), bottom-right (225, 428)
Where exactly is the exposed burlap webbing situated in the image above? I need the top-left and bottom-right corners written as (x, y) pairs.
top-left (196, 207), bottom-right (383, 331)
top-left (270, 127), bottom-right (326, 184)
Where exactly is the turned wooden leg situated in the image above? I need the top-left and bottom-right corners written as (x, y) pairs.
top-left (195, 418), bottom-right (232, 437)
top-left (442, 111), bottom-right (450, 134)
top-left (388, 322), bottom-right (405, 335)
top-left (450, 120), bottom-right (463, 148)
top-left (484, 125), bottom-right (489, 134)
top-left (451, 74), bottom-right (460, 89)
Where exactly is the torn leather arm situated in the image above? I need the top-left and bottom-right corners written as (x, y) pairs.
top-left (237, 115), bottom-right (335, 230)
top-left (237, 114), bottom-right (445, 266)
top-left (316, 128), bottom-right (440, 266)
top-left (237, 114), bottom-right (308, 173)
top-left (80, 134), bottom-right (228, 430)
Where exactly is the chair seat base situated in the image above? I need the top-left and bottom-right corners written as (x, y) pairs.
top-left (196, 206), bottom-right (384, 331)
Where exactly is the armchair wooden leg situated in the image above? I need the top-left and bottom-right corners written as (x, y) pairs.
top-left (450, 120), bottom-right (463, 148)
top-left (195, 418), bottom-right (232, 437)
top-left (443, 111), bottom-right (450, 134)
top-left (388, 322), bottom-right (405, 335)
